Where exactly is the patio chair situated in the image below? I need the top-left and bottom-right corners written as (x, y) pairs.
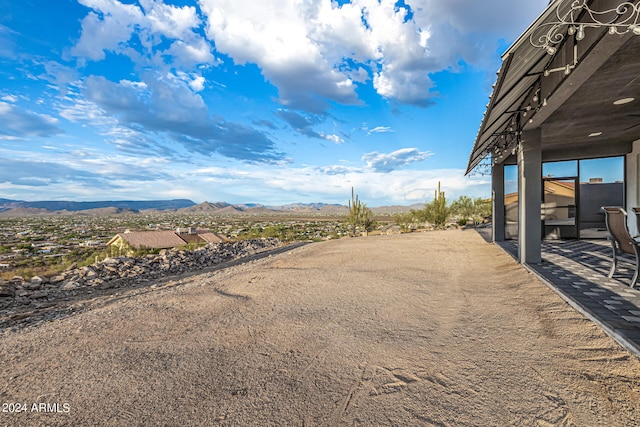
top-left (602, 207), bottom-right (639, 288)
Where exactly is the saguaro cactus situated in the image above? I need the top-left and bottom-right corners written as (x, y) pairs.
top-left (347, 187), bottom-right (374, 236)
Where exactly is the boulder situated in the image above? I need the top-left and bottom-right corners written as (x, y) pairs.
top-left (88, 278), bottom-right (104, 287)
top-left (0, 282), bottom-right (15, 297)
top-left (61, 281), bottom-right (79, 291)
top-left (49, 275), bottom-right (66, 284)
top-left (30, 290), bottom-right (48, 299)
top-left (23, 282), bottom-right (41, 290)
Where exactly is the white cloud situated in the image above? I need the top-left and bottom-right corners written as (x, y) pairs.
top-left (362, 148), bottom-right (432, 172)
top-left (79, 73), bottom-right (284, 162)
top-left (41, 62), bottom-right (80, 95)
top-left (0, 102), bottom-right (63, 138)
top-left (409, 0), bottom-right (549, 69)
top-left (71, 1), bottom-right (143, 62)
top-left (174, 71), bottom-right (206, 92)
top-left (0, 144), bottom-right (488, 204)
top-left (413, 0), bottom-right (547, 38)
top-left (200, 0), bottom-right (360, 113)
top-left (191, 163), bottom-right (489, 205)
top-left (1, 95), bottom-right (18, 103)
top-left (69, 0), bottom-right (547, 113)
top-left (373, 68), bottom-right (435, 107)
top-left (367, 126), bottom-right (393, 134)
top-left (321, 133), bottom-right (344, 144)
top-left (71, 0), bottom-right (213, 69)
top-left (197, 0), bottom-right (547, 110)
top-left (139, 0), bottom-right (200, 40)
top-left (57, 97), bottom-right (116, 126)
top-left (166, 38), bottom-right (216, 68)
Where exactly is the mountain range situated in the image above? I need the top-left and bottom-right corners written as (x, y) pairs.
top-left (0, 198), bottom-right (423, 217)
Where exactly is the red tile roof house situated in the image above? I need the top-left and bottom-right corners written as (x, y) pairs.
top-left (106, 229), bottom-right (229, 254)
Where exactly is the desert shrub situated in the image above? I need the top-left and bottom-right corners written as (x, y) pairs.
top-left (346, 187), bottom-right (375, 235)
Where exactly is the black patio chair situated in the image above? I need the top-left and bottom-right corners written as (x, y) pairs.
top-left (602, 207), bottom-right (639, 288)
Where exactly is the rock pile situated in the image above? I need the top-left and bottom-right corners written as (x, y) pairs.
top-left (0, 238), bottom-right (282, 311)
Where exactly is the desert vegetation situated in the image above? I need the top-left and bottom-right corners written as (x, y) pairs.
top-left (0, 185), bottom-right (489, 279)
top-left (394, 183), bottom-right (491, 231)
top-left (0, 213), bottom-right (364, 279)
top-left (346, 187), bottom-right (376, 236)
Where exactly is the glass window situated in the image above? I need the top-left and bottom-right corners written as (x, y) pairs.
top-left (580, 157), bottom-right (624, 184)
top-left (543, 178), bottom-right (577, 239)
top-left (542, 160), bottom-right (577, 178)
top-left (579, 157), bottom-right (624, 238)
top-left (504, 165), bottom-right (518, 240)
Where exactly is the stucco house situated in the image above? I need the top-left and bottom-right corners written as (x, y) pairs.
top-left (107, 228), bottom-right (229, 253)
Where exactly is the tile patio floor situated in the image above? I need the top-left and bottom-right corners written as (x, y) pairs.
top-left (495, 237), bottom-right (640, 358)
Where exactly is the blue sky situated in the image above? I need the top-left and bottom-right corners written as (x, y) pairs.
top-left (0, 0), bottom-right (549, 206)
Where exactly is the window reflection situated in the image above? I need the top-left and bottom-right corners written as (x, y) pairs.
top-left (502, 156), bottom-right (624, 240)
top-left (504, 165), bottom-right (518, 239)
top-left (579, 157), bottom-right (624, 239)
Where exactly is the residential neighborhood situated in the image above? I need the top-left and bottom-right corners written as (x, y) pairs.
top-left (0, 212), bottom-right (369, 279)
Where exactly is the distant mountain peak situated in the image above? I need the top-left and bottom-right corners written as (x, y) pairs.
top-left (0, 198), bottom-right (196, 214)
top-left (0, 198), bottom-right (421, 217)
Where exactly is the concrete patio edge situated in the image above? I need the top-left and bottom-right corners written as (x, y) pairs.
top-left (478, 225), bottom-right (640, 360)
top-left (519, 259), bottom-right (640, 360)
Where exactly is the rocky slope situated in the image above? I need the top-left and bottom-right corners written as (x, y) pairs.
top-left (0, 238), bottom-right (283, 330)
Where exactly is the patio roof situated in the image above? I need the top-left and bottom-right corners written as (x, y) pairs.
top-left (466, 0), bottom-right (640, 174)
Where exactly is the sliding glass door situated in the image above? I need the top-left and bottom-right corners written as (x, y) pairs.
top-left (542, 177), bottom-right (577, 239)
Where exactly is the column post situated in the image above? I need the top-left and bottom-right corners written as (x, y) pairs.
top-left (517, 129), bottom-right (542, 264)
top-left (492, 163), bottom-right (505, 242)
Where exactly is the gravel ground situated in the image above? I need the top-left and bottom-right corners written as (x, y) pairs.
top-left (1, 230), bottom-right (639, 426)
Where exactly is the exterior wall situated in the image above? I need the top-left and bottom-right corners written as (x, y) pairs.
top-left (107, 235), bottom-right (134, 255)
top-left (580, 182), bottom-right (624, 232)
top-left (108, 236), bottom-right (129, 252)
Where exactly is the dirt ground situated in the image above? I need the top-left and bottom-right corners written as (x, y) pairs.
top-left (1, 230), bottom-right (639, 426)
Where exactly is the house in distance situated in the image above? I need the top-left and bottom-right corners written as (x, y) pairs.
top-left (107, 228), bottom-right (229, 254)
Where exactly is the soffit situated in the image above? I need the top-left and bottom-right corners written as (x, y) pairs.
top-left (541, 36), bottom-right (640, 152)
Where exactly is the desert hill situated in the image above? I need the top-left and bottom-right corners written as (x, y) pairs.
top-left (0, 198), bottom-right (424, 217)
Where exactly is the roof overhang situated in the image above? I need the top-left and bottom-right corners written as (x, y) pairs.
top-left (466, 0), bottom-right (640, 175)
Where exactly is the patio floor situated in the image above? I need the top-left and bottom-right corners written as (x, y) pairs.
top-left (493, 236), bottom-right (640, 357)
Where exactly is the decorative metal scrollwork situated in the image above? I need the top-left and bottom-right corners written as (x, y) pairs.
top-left (468, 158), bottom-right (493, 176)
top-left (530, 0), bottom-right (640, 55)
